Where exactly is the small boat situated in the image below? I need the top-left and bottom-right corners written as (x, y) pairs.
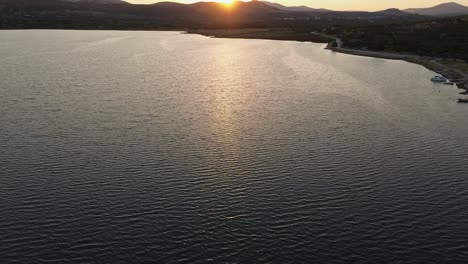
top-left (444, 82), bottom-right (455, 85)
top-left (431, 76), bottom-right (447, 83)
top-left (457, 98), bottom-right (468, 103)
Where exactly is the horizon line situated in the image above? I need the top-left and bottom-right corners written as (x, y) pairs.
top-left (122, 0), bottom-right (467, 12)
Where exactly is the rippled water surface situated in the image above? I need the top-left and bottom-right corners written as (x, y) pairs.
top-left (1, 30), bottom-right (468, 263)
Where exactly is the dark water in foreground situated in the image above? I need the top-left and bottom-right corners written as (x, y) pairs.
top-left (1, 30), bottom-right (468, 263)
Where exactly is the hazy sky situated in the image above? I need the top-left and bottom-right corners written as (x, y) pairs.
top-left (125, 0), bottom-right (468, 11)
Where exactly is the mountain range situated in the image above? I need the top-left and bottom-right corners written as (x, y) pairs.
top-left (59, 0), bottom-right (468, 17)
top-left (40, 1), bottom-right (468, 17)
top-left (0, 0), bottom-right (422, 19)
top-left (404, 2), bottom-right (468, 16)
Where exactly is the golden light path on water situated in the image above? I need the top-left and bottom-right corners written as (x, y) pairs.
top-left (2, 30), bottom-right (468, 264)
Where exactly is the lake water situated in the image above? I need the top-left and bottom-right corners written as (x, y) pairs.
top-left (1, 30), bottom-right (468, 263)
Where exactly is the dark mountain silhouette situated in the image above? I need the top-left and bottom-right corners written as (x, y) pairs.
top-left (404, 2), bottom-right (468, 16)
top-left (0, 0), bottom-right (286, 29)
top-left (375, 8), bottom-right (414, 16)
top-left (0, 0), bottom-right (280, 16)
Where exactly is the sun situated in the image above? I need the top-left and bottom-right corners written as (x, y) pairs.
top-left (217, 0), bottom-right (234, 6)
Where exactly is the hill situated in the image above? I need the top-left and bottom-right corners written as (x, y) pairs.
top-left (376, 8), bottom-right (413, 16)
top-left (404, 2), bottom-right (468, 16)
top-left (332, 15), bottom-right (468, 61)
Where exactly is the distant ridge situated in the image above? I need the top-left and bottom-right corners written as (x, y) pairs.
top-left (260, 1), bottom-right (330, 12)
top-left (404, 2), bottom-right (468, 16)
top-left (260, 1), bottom-right (418, 17)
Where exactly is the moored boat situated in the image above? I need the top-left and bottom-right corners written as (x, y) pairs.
top-left (431, 76), bottom-right (447, 83)
top-left (457, 98), bottom-right (468, 103)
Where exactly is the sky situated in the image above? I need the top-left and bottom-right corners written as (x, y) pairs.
top-left (125, 0), bottom-right (468, 11)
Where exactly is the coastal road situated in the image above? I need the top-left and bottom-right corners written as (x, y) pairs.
top-left (311, 32), bottom-right (416, 60)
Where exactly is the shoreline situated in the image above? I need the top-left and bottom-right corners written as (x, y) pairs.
top-left (312, 32), bottom-right (468, 94)
top-left (325, 42), bottom-right (468, 94)
top-left (187, 29), bottom-right (468, 95)
top-left (186, 29), bottom-right (333, 43)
